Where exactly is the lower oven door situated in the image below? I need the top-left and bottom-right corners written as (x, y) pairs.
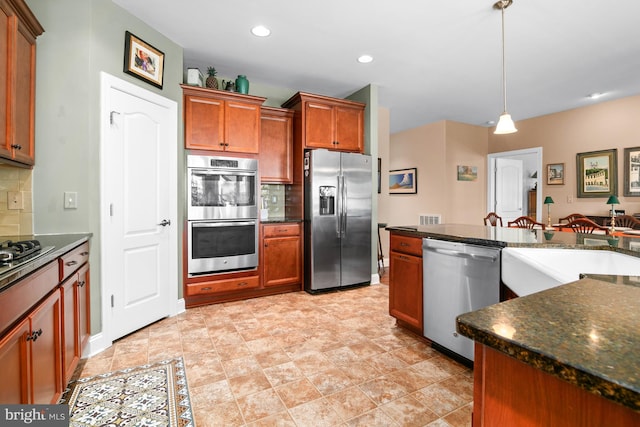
top-left (188, 220), bottom-right (258, 276)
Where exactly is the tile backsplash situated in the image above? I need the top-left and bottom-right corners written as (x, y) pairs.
top-left (0, 165), bottom-right (33, 236)
top-left (260, 184), bottom-right (285, 220)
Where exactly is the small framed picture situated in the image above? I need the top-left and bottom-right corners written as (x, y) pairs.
top-left (547, 163), bottom-right (564, 185)
top-left (576, 149), bottom-right (617, 198)
top-left (457, 165), bottom-right (477, 181)
top-left (123, 31), bottom-right (164, 89)
top-left (623, 147), bottom-right (640, 197)
top-left (389, 168), bottom-right (417, 194)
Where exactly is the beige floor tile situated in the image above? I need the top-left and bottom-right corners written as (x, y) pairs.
top-left (76, 277), bottom-right (475, 427)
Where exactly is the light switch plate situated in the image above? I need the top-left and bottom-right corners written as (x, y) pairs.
top-left (64, 191), bottom-right (78, 209)
top-left (7, 191), bottom-right (23, 210)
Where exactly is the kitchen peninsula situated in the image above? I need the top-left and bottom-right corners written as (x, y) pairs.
top-left (387, 224), bottom-right (640, 426)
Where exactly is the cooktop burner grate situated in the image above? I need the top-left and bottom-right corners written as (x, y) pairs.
top-left (0, 240), bottom-right (43, 264)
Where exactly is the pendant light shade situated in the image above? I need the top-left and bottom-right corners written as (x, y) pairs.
top-left (494, 0), bottom-right (517, 134)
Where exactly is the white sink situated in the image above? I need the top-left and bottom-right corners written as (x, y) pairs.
top-left (501, 247), bottom-right (640, 296)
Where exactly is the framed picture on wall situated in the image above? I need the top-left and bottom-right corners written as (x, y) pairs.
top-left (576, 149), bottom-right (617, 198)
top-left (623, 147), bottom-right (640, 197)
top-left (547, 163), bottom-right (564, 185)
top-left (389, 168), bottom-right (417, 194)
top-left (457, 165), bottom-right (477, 181)
top-left (123, 31), bottom-right (165, 89)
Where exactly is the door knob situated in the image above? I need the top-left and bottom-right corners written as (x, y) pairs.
top-left (158, 219), bottom-right (171, 226)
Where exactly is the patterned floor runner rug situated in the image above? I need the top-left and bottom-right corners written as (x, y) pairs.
top-left (59, 357), bottom-right (195, 427)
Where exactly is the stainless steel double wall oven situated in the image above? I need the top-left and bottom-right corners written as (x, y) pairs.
top-left (187, 155), bottom-right (258, 276)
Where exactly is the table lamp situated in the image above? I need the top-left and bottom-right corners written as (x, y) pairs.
top-left (606, 195), bottom-right (620, 232)
top-left (543, 196), bottom-right (554, 227)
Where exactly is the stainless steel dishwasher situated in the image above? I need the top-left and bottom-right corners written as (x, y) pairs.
top-left (422, 238), bottom-right (501, 363)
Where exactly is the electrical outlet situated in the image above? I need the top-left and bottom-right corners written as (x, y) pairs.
top-left (64, 192), bottom-right (78, 209)
top-left (7, 191), bottom-right (23, 210)
top-left (567, 195), bottom-right (573, 204)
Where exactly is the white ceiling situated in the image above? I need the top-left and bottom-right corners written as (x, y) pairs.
top-left (112, 0), bottom-right (640, 134)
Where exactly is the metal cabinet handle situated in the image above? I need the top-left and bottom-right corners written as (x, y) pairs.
top-left (11, 144), bottom-right (22, 150)
top-left (201, 287), bottom-right (212, 291)
top-left (79, 280), bottom-right (86, 288)
top-left (237, 282), bottom-right (248, 286)
top-left (66, 260), bottom-right (78, 267)
top-left (158, 219), bottom-right (171, 226)
top-left (80, 251), bottom-right (89, 256)
top-left (27, 329), bottom-right (43, 342)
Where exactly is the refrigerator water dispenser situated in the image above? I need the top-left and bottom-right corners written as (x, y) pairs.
top-left (319, 186), bottom-right (335, 215)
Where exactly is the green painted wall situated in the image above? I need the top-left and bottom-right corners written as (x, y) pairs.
top-left (26, 0), bottom-right (184, 333)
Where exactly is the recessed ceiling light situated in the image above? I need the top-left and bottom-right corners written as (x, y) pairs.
top-left (486, 120), bottom-right (496, 126)
top-left (251, 25), bottom-right (271, 37)
top-left (587, 92), bottom-right (605, 100)
top-left (357, 55), bottom-right (373, 64)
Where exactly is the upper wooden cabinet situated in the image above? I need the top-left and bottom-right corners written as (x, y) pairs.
top-left (282, 92), bottom-right (365, 153)
top-left (182, 85), bottom-right (265, 154)
top-left (0, 0), bottom-right (43, 166)
top-left (259, 106), bottom-right (294, 183)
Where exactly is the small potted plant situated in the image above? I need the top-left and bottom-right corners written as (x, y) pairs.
top-left (206, 67), bottom-right (218, 89)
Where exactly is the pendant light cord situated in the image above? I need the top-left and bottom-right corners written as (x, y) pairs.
top-left (501, 3), bottom-right (507, 114)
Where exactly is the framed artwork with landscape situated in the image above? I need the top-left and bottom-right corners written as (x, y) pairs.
top-left (389, 168), bottom-right (417, 194)
top-left (547, 163), bottom-right (564, 185)
top-left (576, 149), bottom-right (617, 198)
top-left (623, 147), bottom-right (640, 197)
top-left (123, 31), bottom-right (165, 89)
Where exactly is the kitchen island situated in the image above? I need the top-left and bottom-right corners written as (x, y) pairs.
top-left (387, 224), bottom-right (640, 425)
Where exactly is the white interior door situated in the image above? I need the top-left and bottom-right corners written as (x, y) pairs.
top-left (100, 73), bottom-right (177, 342)
top-left (495, 158), bottom-right (523, 222)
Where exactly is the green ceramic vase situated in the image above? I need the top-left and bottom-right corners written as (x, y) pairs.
top-left (235, 75), bottom-right (249, 94)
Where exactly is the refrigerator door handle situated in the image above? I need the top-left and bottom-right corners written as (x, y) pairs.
top-left (336, 175), bottom-right (342, 237)
top-left (341, 176), bottom-right (347, 237)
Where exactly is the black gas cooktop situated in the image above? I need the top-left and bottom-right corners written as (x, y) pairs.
top-left (0, 240), bottom-right (55, 274)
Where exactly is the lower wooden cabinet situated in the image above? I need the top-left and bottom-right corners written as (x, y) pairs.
top-left (61, 262), bottom-right (90, 384)
top-left (0, 289), bottom-right (62, 404)
top-left (262, 223), bottom-right (301, 288)
top-left (388, 233), bottom-right (423, 334)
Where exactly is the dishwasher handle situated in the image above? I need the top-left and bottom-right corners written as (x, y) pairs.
top-left (423, 246), bottom-right (499, 262)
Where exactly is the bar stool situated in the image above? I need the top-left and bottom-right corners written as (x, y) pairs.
top-left (377, 223), bottom-right (387, 275)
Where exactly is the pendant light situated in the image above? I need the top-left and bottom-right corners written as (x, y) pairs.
top-left (494, 0), bottom-right (517, 134)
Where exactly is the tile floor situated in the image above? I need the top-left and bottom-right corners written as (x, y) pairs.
top-left (79, 276), bottom-right (473, 426)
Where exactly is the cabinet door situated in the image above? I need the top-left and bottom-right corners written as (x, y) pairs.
top-left (263, 236), bottom-right (301, 287)
top-left (335, 105), bottom-right (363, 152)
top-left (61, 275), bottom-right (79, 385)
top-left (77, 263), bottom-right (91, 352)
top-left (389, 251), bottom-right (423, 333)
top-left (10, 19), bottom-right (36, 164)
top-left (184, 95), bottom-right (225, 151)
top-left (0, 1), bottom-right (11, 159)
top-left (260, 110), bottom-right (293, 183)
top-left (304, 102), bottom-right (334, 149)
top-left (30, 290), bottom-right (62, 404)
top-left (0, 317), bottom-right (31, 403)
top-left (225, 101), bottom-right (260, 153)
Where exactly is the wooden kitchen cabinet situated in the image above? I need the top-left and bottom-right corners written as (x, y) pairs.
top-left (282, 92), bottom-right (365, 152)
top-left (259, 106), bottom-right (294, 183)
top-left (61, 262), bottom-right (90, 384)
top-left (182, 85), bottom-right (266, 154)
top-left (528, 189), bottom-right (537, 220)
top-left (0, 0), bottom-right (43, 166)
top-left (0, 289), bottom-right (62, 404)
top-left (388, 233), bottom-right (423, 334)
top-left (262, 223), bottom-right (302, 288)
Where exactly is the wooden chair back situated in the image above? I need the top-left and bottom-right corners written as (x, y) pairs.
top-left (507, 216), bottom-right (546, 230)
top-left (613, 214), bottom-right (640, 229)
top-left (564, 217), bottom-right (610, 234)
top-left (559, 213), bottom-right (586, 224)
top-left (484, 212), bottom-right (503, 227)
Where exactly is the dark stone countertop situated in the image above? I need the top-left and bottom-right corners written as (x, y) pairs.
top-left (260, 218), bottom-right (303, 224)
top-left (385, 224), bottom-right (640, 411)
top-left (457, 278), bottom-right (640, 411)
top-left (0, 233), bottom-right (92, 292)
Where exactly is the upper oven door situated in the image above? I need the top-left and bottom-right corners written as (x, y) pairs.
top-left (188, 168), bottom-right (258, 220)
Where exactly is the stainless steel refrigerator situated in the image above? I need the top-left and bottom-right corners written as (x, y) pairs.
top-left (304, 149), bottom-right (372, 292)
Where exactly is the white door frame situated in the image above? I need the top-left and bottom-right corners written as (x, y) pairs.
top-left (487, 147), bottom-right (543, 220)
top-left (91, 72), bottom-right (181, 354)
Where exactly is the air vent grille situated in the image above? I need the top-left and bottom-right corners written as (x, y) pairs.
top-left (419, 214), bottom-right (441, 225)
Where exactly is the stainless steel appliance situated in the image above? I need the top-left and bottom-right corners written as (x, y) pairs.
top-left (422, 238), bottom-right (501, 363)
top-left (0, 240), bottom-right (55, 275)
top-left (187, 155), bottom-right (258, 220)
top-left (187, 220), bottom-right (258, 276)
top-left (304, 149), bottom-right (372, 292)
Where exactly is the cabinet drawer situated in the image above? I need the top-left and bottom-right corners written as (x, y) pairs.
top-left (263, 223), bottom-right (300, 237)
top-left (186, 276), bottom-right (260, 296)
top-left (390, 234), bottom-right (422, 257)
top-left (59, 242), bottom-right (90, 282)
